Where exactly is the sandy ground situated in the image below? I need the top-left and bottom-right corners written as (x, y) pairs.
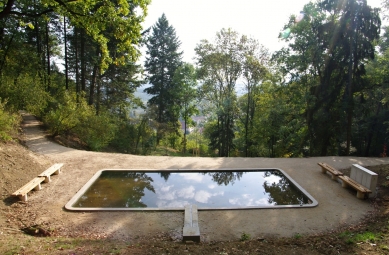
top-left (20, 113), bottom-right (389, 242)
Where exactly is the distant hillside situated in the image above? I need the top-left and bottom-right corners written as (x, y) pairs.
top-left (134, 84), bottom-right (152, 103)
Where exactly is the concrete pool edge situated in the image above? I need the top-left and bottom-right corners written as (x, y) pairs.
top-left (64, 168), bottom-right (319, 211)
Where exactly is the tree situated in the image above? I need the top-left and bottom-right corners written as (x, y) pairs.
top-left (172, 63), bottom-right (199, 153)
top-left (239, 39), bottom-right (269, 156)
top-left (195, 28), bottom-right (243, 157)
top-left (0, 0), bottom-right (150, 72)
top-left (144, 13), bottom-right (183, 143)
top-left (274, 0), bottom-right (380, 156)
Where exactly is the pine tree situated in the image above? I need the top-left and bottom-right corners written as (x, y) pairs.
top-left (144, 14), bottom-right (183, 135)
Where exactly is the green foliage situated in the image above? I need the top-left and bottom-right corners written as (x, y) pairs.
top-left (340, 230), bottom-right (379, 244)
top-left (0, 100), bottom-right (21, 141)
top-left (144, 14), bottom-right (183, 127)
top-left (294, 233), bottom-right (302, 239)
top-left (43, 91), bottom-right (93, 136)
top-left (1, 0), bottom-right (151, 71)
top-left (240, 232), bottom-right (251, 241)
top-left (0, 74), bottom-right (50, 116)
top-left (75, 111), bottom-right (117, 151)
top-left (110, 116), bottom-right (155, 155)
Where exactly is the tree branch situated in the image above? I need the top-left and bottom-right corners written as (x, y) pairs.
top-left (0, 0), bottom-right (15, 19)
top-left (0, 0), bottom-right (85, 20)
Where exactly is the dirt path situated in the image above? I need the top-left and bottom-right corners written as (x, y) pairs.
top-left (20, 113), bottom-right (389, 242)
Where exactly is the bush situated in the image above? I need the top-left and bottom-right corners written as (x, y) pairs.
top-left (43, 91), bottom-right (93, 136)
top-left (0, 100), bottom-right (21, 141)
top-left (75, 111), bottom-right (117, 151)
top-left (0, 74), bottom-right (50, 116)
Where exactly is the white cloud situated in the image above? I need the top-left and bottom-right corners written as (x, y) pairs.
top-left (178, 186), bottom-right (195, 199)
top-left (178, 173), bottom-right (204, 182)
top-left (194, 190), bottom-right (212, 203)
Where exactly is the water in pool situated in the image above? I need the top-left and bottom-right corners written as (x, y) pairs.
top-left (72, 170), bottom-right (313, 209)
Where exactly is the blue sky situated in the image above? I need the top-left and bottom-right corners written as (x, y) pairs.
top-left (141, 0), bottom-right (383, 63)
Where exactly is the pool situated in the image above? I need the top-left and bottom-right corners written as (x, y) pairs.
top-left (65, 168), bottom-right (318, 211)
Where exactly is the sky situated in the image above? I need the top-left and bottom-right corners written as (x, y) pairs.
top-left (140, 0), bottom-right (384, 64)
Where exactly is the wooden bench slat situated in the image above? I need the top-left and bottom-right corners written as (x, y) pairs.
top-left (338, 175), bottom-right (371, 193)
top-left (38, 163), bottom-right (63, 183)
top-left (338, 175), bottom-right (371, 199)
top-left (318, 162), bottom-right (343, 180)
top-left (11, 177), bottom-right (46, 201)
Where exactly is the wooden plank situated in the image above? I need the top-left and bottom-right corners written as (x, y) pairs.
top-left (11, 177), bottom-right (45, 201)
top-left (38, 163), bottom-right (63, 183)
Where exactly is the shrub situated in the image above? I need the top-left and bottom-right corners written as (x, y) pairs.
top-left (43, 91), bottom-right (93, 136)
top-left (75, 111), bottom-right (117, 151)
top-left (0, 100), bottom-right (21, 141)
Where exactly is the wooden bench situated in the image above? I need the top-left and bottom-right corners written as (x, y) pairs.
top-left (11, 163), bottom-right (64, 201)
top-left (338, 175), bottom-right (372, 199)
top-left (38, 163), bottom-right (63, 183)
top-left (318, 162), bottom-right (344, 180)
top-left (12, 177), bottom-right (45, 202)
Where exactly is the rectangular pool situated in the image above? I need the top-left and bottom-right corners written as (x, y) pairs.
top-left (65, 168), bottom-right (318, 211)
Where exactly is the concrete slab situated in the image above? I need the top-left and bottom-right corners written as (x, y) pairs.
top-left (183, 204), bottom-right (200, 242)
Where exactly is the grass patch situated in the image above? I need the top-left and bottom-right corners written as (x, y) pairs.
top-left (240, 232), bottom-right (251, 241)
top-left (340, 231), bottom-right (379, 244)
top-left (294, 233), bottom-right (302, 239)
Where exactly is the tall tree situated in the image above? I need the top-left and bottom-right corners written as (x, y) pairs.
top-left (195, 28), bottom-right (243, 157)
top-left (0, 0), bottom-right (150, 72)
top-left (172, 63), bottom-right (199, 153)
top-left (144, 13), bottom-right (183, 143)
top-left (274, 0), bottom-right (380, 156)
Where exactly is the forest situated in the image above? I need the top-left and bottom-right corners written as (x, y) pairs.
top-left (0, 0), bottom-right (388, 158)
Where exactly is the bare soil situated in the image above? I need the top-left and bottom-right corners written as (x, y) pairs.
top-left (1, 113), bottom-right (389, 254)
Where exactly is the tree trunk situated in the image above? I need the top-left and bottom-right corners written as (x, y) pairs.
top-left (64, 16), bottom-right (68, 90)
top-left (80, 30), bottom-right (86, 92)
top-left (45, 20), bottom-right (51, 91)
top-left (89, 61), bottom-right (98, 105)
top-left (74, 27), bottom-right (80, 94)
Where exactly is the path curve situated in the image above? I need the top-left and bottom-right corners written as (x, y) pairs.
top-left (21, 112), bottom-right (389, 241)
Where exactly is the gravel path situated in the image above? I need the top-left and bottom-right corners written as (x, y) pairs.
top-left (21, 113), bottom-right (389, 241)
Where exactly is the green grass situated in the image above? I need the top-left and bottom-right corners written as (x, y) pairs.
top-left (149, 146), bottom-right (197, 157)
top-left (240, 232), bottom-right (251, 241)
top-left (340, 231), bottom-right (380, 244)
top-left (294, 233), bottom-right (302, 239)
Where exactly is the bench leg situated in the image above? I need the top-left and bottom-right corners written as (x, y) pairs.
top-left (331, 174), bottom-right (338, 180)
top-left (341, 181), bottom-right (348, 188)
top-left (321, 167), bottom-right (327, 174)
top-left (43, 176), bottom-right (51, 183)
top-left (356, 191), bottom-right (365, 199)
top-left (33, 183), bottom-right (42, 191)
top-left (18, 194), bottom-right (28, 202)
top-left (53, 169), bottom-right (61, 175)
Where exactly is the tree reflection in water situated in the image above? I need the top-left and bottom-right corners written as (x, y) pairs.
top-left (206, 172), bottom-right (244, 186)
top-left (262, 170), bottom-right (308, 205)
top-left (157, 171), bottom-right (244, 186)
top-left (159, 172), bottom-right (171, 181)
top-left (75, 171), bottom-right (155, 208)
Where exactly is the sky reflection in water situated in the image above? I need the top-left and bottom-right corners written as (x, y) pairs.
top-left (74, 170), bottom-right (311, 208)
